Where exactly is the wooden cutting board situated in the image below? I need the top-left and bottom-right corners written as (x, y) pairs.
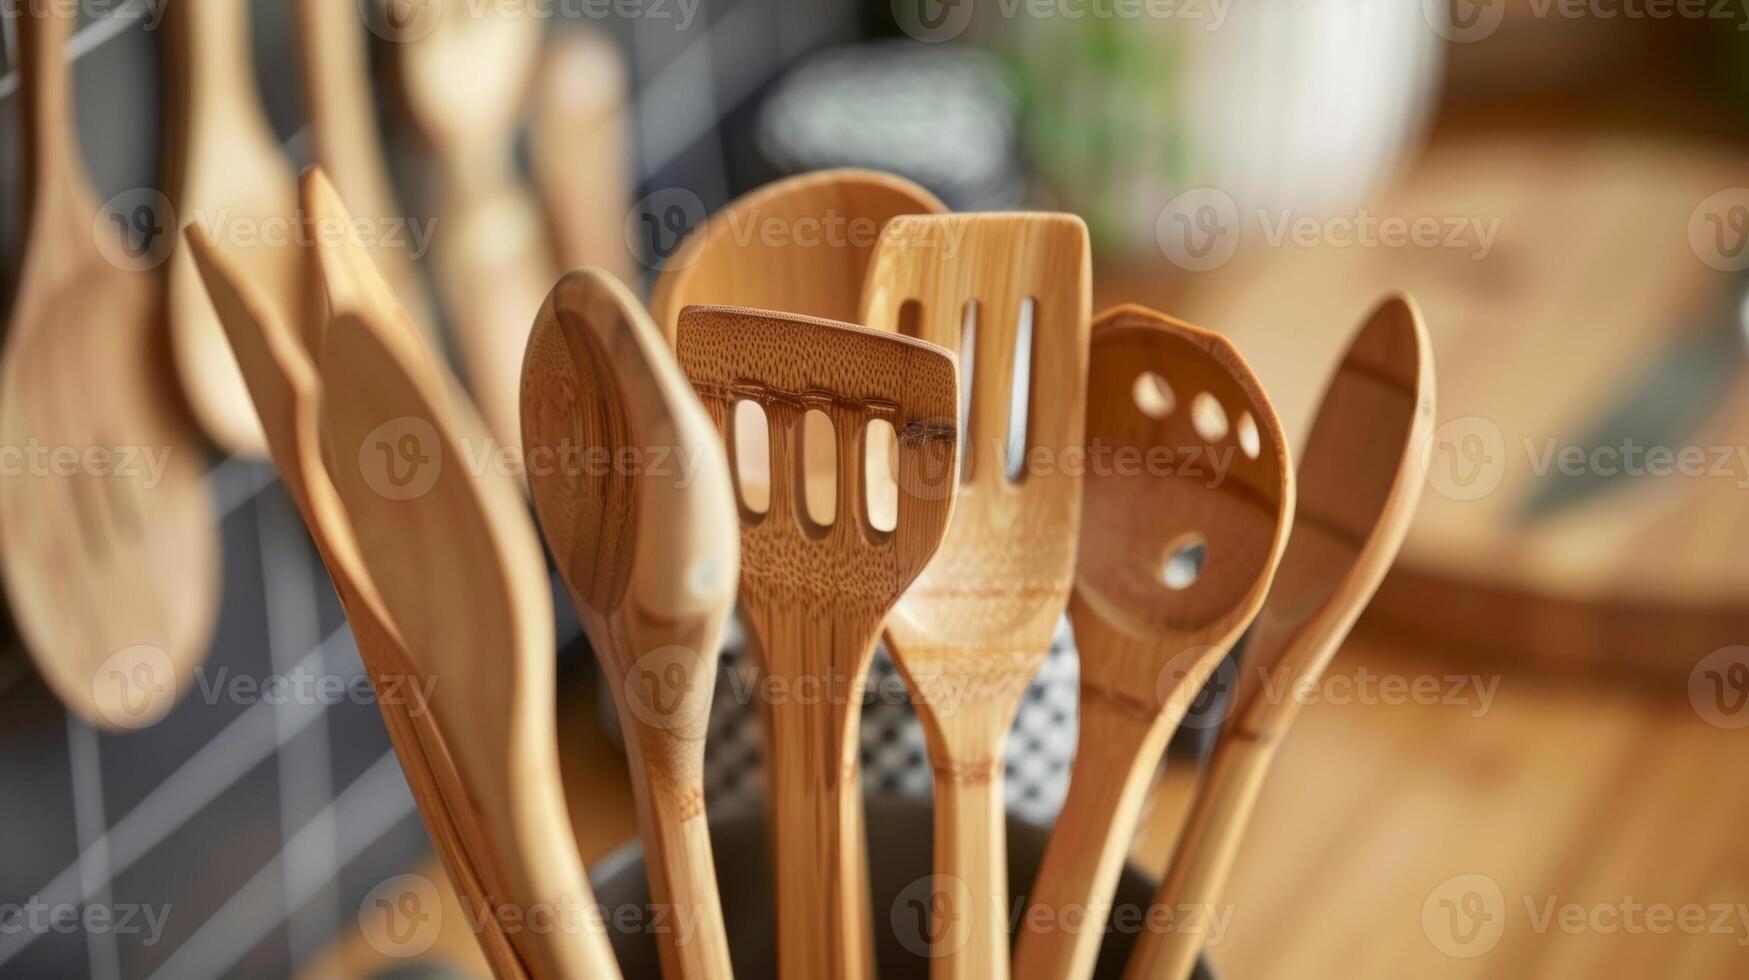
top-left (1106, 135), bottom-right (1749, 679)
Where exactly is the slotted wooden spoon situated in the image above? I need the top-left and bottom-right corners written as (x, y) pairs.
top-left (316, 223), bottom-right (620, 979)
top-left (1, 2), bottom-right (219, 731)
top-left (166, 0), bottom-right (304, 456)
top-left (1013, 306), bottom-right (1294, 980)
top-left (523, 270), bottom-right (738, 979)
top-left (1128, 296), bottom-right (1434, 980)
top-left (860, 212), bottom-right (1091, 980)
top-left (184, 207), bottom-right (528, 976)
top-left (397, 0), bottom-right (552, 449)
top-left (676, 305), bottom-right (961, 980)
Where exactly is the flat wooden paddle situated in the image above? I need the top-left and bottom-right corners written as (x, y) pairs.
top-left (676, 305), bottom-right (961, 980)
top-left (1014, 306), bottom-right (1294, 980)
top-left (860, 212), bottom-right (1091, 980)
top-left (523, 270), bottom-right (738, 979)
top-left (1127, 296), bottom-right (1434, 980)
top-left (1, 1), bottom-right (219, 731)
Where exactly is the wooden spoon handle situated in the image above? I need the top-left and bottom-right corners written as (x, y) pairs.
top-left (16, 0), bottom-right (93, 243)
top-left (1014, 699), bottom-right (1172, 980)
top-left (1124, 733), bottom-right (1277, 980)
top-left (927, 749), bottom-right (1012, 980)
top-left (169, 0), bottom-right (258, 125)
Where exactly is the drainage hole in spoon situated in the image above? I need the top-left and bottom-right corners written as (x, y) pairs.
top-left (1161, 533), bottom-right (1208, 590)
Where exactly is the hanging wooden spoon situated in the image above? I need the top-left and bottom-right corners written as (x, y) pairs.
top-left (294, 0), bottom-right (438, 342)
top-left (184, 217), bottom-right (526, 976)
top-left (1012, 306), bottom-right (1295, 980)
top-left (316, 207), bottom-right (620, 979)
top-left (676, 305), bottom-right (960, 980)
top-left (1127, 296), bottom-right (1434, 980)
top-left (859, 212), bottom-right (1090, 980)
top-left (531, 30), bottom-right (635, 287)
top-left (165, 0), bottom-right (304, 456)
top-left (522, 269), bottom-right (738, 979)
top-left (650, 169), bottom-right (946, 522)
top-left (397, 0), bottom-right (552, 450)
top-left (0, 1), bottom-right (219, 731)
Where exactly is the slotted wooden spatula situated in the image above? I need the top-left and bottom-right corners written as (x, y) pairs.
top-left (860, 213), bottom-right (1091, 980)
top-left (676, 305), bottom-right (961, 980)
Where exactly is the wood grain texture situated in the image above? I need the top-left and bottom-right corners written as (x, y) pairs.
top-left (0, 1), bottom-right (219, 731)
top-left (185, 225), bottom-right (527, 976)
top-left (676, 305), bottom-right (960, 980)
top-left (397, 0), bottom-right (552, 451)
top-left (1127, 296), bottom-right (1434, 980)
top-left (522, 269), bottom-right (738, 979)
top-left (165, 0), bottom-right (302, 457)
top-left (860, 212), bottom-right (1091, 980)
top-left (1012, 306), bottom-right (1294, 980)
top-left (532, 31), bottom-right (636, 288)
top-left (293, 0), bottom-right (438, 344)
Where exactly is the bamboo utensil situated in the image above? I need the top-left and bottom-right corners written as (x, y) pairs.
top-left (1013, 306), bottom-right (1295, 980)
top-left (676, 305), bottom-right (961, 980)
top-left (2, 1), bottom-right (219, 731)
top-left (166, 0), bottom-right (304, 456)
top-left (532, 31), bottom-right (635, 287)
top-left (1128, 296), bottom-right (1434, 980)
top-left (860, 212), bottom-right (1091, 980)
top-left (183, 216), bottom-right (525, 975)
top-left (397, 0), bottom-right (552, 450)
top-left (314, 184), bottom-right (619, 978)
top-left (294, 0), bottom-right (437, 340)
top-left (522, 270), bottom-right (738, 979)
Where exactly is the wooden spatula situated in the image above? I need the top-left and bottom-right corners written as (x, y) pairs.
top-left (184, 221), bottom-right (528, 975)
top-left (165, 0), bottom-right (303, 457)
top-left (523, 270), bottom-right (738, 979)
top-left (1, 1), bottom-right (219, 731)
top-left (316, 238), bottom-right (620, 979)
top-left (860, 212), bottom-right (1091, 980)
top-left (1013, 306), bottom-right (1294, 980)
top-left (676, 305), bottom-right (961, 980)
top-left (1127, 296), bottom-right (1434, 980)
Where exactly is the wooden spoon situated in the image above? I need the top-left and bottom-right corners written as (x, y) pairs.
top-left (1012, 306), bottom-right (1295, 980)
top-left (859, 212), bottom-right (1090, 980)
top-left (676, 305), bottom-right (961, 980)
top-left (397, 0), bottom-right (552, 450)
top-left (294, 0), bottom-right (438, 343)
top-left (1127, 296), bottom-right (1434, 980)
top-left (166, 0), bottom-right (303, 457)
top-left (531, 30), bottom-right (636, 288)
top-left (1, 2), bottom-right (219, 731)
top-left (184, 215), bottom-right (531, 977)
top-left (522, 269), bottom-right (738, 979)
top-left (315, 208), bottom-right (620, 980)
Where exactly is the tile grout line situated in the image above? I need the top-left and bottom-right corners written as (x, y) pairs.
top-left (66, 716), bottom-right (121, 980)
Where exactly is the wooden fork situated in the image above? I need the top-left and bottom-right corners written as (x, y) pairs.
top-left (676, 305), bottom-right (961, 980)
top-left (860, 212), bottom-right (1092, 980)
